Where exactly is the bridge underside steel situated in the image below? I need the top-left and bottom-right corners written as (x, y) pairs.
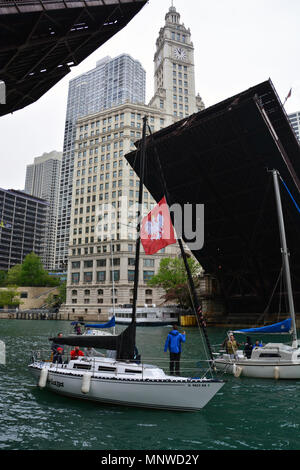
top-left (0, 0), bottom-right (147, 116)
top-left (126, 80), bottom-right (300, 316)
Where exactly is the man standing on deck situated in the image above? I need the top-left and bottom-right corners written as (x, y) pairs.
top-left (164, 325), bottom-right (186, 376)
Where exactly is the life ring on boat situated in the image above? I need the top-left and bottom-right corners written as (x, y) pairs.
top-left (274, 366), bottom-right (280, 380)
top-left (38, 368), bottom-right (48, 388)
top-left (233, 364), bottom-right (243, 378)
top-left (81, 373), bottom-right (92, 394)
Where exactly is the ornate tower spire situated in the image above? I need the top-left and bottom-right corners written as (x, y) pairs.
top-left (150, 5), bottom-right (205, 122)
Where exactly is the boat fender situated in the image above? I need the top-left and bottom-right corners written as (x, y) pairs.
top-left (233, 364), bottom-right (243, 378)
top-left (274, 366), bottom-right (280, 380)
top-left (38, 367), bottom-right (48, 388)
top-left (81, 373), bottom-right (92, 394)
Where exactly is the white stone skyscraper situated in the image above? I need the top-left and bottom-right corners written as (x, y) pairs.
top-left (24, 151), bottom-right (62, 270)
top-left (61, 4), bottom-right (206, 320)
top-left (56, 54), bottom-right (146, 269)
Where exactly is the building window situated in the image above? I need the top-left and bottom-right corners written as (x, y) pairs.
top-left (72, 290), bottom-right (77, 296)
top-left (97, 271), bottom-right (106, 282)
top-left (97, 259), bottom-right (106, 267)
top-left (145, 289), bottom-right (152, 296)
top-left (71, 273), bottom-right (80, 284)
top-left (84, 272), bottom-right (93, 283)
top-left (110, 270), bottom-right (120, 282)
top-left (84, 260), bottom-right (93, 268)
top-left (144, 259), bottom-right (154, 267)
top-left (128, 270), bottom-right (135, 282)
top-left (110, 258), bottom-right (120, 266)
top-left (72, 261), bottom-right (80, 269)
top-left (20, 292), bottom-right (28, 299)
top-left (143, 271), bottom-right (154, 282)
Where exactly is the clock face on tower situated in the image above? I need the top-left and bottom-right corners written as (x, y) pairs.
top-left (173, 47), bottom-right (187, 61)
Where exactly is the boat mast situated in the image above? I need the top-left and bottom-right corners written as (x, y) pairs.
top-left (132, 116), bottom-right (148, 325)
top-left (272, 169), bottom-right (298, 347)
top-left (110, 239), bottom-right (116, 335)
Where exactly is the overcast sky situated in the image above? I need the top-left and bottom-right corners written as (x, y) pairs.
top-left (0, 0), bottom-right (299, 190)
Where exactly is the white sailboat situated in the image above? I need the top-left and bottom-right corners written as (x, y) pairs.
top-left (28, 355), bottom-right (224, 411)
top-left (28, 116), bottom-right (224, 410)
top-left (215, 169), bottom-right (300, 379)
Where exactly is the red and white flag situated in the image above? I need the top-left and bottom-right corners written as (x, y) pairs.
top-left (141, 197), bottom-right (176, 255)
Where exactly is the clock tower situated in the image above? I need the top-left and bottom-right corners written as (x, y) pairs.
top-left (149, 4), bottom-right (204, 124)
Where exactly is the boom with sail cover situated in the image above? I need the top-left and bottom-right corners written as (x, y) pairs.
top-left (49, 322), bottom-right (136, 360)
top-left (85, 317), bottom-right (116, 329)
top-left (233, 318), bottom-right (292, 334)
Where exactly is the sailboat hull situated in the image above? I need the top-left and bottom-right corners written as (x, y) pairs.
top-left (29, 359), bottom-right (224, 411)
top-left (215, 345), bottom-right (300, 379)
top-left (215, 359), bottom-right (300, 379)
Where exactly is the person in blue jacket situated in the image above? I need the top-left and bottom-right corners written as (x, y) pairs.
top-left (164, 324), bottom-right (186, 376)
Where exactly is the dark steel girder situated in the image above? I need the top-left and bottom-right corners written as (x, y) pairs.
top-left (0, 0), bottom-right (147, 115)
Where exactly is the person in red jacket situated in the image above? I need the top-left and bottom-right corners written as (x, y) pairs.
top-left (70, 346), bottom-right (84, 360)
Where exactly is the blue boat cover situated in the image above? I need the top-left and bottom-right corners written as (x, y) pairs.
top-left (85, 316), bottom-right (116, 329)
top-left (233, 318), bottom-right (292, 334)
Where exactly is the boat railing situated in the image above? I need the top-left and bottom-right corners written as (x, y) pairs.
top-left (140, 357), bottom-right (214, 379)
top-left (30, 350), bottom-right (214, 379)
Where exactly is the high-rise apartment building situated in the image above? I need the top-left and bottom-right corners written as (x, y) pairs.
top-left (25, 151), bottom-right (62, 270)
top-left (61, 5), bottom-right (204, 320)
top-left (56, 54), bottom-right (146, 269)
top-left (0, 189), bottom-right (48, 271)
top-left (288, 111), bottom-right (300, 141)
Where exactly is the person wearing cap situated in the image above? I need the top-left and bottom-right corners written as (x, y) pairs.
top-left (51, 333), bottom-right (64, 362)
top-left (53, 347), bottom-right (64, 364)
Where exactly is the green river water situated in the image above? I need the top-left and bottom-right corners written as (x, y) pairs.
top-left (0, 319), bottom-right (299, 451)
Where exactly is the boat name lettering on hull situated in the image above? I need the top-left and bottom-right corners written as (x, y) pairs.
top-left (48, 379), bottom-right (64, 388)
